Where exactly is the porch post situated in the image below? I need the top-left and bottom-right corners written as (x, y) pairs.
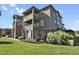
top-left (13, 18), bottom-right (16, 39)
top-left (32, 7), bottom-right (34, 39)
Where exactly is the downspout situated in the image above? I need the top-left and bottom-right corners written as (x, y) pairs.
top-left (55, 12), bottom-right (58, 31)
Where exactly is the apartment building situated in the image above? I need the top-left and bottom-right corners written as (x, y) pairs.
top-left (12, 5), bottom-right (64, 39)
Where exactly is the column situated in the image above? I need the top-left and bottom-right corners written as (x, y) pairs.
top-left (32, 8), bottom-right (34, 39)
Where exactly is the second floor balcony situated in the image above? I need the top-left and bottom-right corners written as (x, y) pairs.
top-left (23, 13), bottom-right (40, 22)
top-left (24, 19), bottom-right (40, 30)
top-left (23, 13), bottom-right (33, 22)
top-left (24, 24), bottom-right (33, 30)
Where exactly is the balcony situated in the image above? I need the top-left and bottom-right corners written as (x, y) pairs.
top-left (23, 13), bottom-right (33, 22)
top-left (23, 13), bottom-right (40, 22)
top-left (24, 24), bottom-right (33, 30)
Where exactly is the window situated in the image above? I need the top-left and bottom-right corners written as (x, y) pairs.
top-left (54, 20), bottom-right (56, 23)
top-left (40, 20), bottom-right (44, 26)
top-left (36, 23), bottom-right (39, 27)
top-left (57, 16), bottom-right (60, 20)
top-left (40, 13), bottom-right (44, 17)
top-left (53, 13), bottom-right (56, 17)
top-left (57, 21), bottom-right (59, 25)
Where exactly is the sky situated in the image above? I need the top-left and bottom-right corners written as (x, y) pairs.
top-left (0, 4), bottom-right (79, 31)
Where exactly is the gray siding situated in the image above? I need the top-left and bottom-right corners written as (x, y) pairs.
top-left (50, 7), bottom-right (63, 30)
top-left (50, 7), bottom-right (57, 30)
top-left (40, 8), bottom-right (51, 30)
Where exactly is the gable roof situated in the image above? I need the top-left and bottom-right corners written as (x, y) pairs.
top-left (41, 4), bottom-right (56, 11)
top-left (13, 15), bottom-right (23, 20)
top-left (40, 4), bottom-right (62, 18)
top-left (23, 6), bottom-right (40, 15)
top-left (21, 5), bottom-right (62, 18)
top-left (56, 11), bottom-right (62, 18)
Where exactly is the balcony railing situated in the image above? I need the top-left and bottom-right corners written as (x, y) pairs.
top-left (23, 13), bottom-right (33, 22)
top-left (24, 24), bottom-right (33, 30)
top-left (23, 13), bottom-right (40, 22)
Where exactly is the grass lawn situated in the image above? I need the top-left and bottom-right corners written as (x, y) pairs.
top-left (0, 38), bottom-right (79, 55)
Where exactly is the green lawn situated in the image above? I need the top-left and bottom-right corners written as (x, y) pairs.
top-left (0, 38), bottom-right (79, 55)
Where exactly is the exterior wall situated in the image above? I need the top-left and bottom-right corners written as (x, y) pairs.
top-left (33, 7), bottom-right (57, 39)
top-left (33, 8), bottom-right (51, 39)
top-left (50, 8), bottom-right (57, 30)
top-left (13, 18), bottom-right (23, 38)
top-left (40, 8), bottom-right (50, 29)
top-left (16, 21), bottom-right (23, 38)
top-left (50, 7), bottom-right (63, 30)
top-left (23, 11), bottom-right (34, 39)
top-left (33, 30), bottom-right (40, 39)
top-left (24, 24), bottom-right (33, 39)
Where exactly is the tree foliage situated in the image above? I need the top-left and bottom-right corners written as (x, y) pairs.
top-left (0, 28), bottom-right (12, 37)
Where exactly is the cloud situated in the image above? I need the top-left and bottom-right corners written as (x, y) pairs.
top-left (2, 6), bottom-right (8, 11)
top-left (76, 20), bottom-right (79, 24)
top-left (9, 6), bottom-right (25, 15)
top-left (10, 10), bottom-right (15, 15)
top-left (9, 25), bottom-right (12, 29)
top-left (9, 4), bottom-right (16, 7)
top-left (59, 10), bottom-right (63, 13)
top-left (3, 25), bottom-right (12, 29)
top-left (9, 4), bottom-right (25, 15)
top-left (11, 10), bottom-right (13, 14)
top-left (15, 7), bottom-right (25, 14)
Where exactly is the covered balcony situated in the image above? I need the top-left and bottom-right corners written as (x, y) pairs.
top-left (23, 6), bottom-right (40, 22)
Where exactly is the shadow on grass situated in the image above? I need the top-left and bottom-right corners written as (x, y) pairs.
top-left (23, 41), bottom-right (43, 44)
top-left (0, 41), bottom-right (13, 44)
top-left (21, 39), bottom-right (45, 44)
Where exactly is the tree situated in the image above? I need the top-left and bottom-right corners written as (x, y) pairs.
top-left (64, 29), bottom-right (75, 36)
top-left (0, 28), bottom-right (2, 37)
top-left (0, 11), bottom-right (1, 16)
top-left (1, 29), bottom-right (6, 37)
top-left (1, 28), bottom-right (12, 37)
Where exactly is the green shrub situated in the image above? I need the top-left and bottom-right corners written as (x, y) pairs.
top-left (74, 37), bottom-right (79, 45)
top-left (46, 30), bottom-right (74, 45)
top-left (46, 32), bottom-right (55, 44)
